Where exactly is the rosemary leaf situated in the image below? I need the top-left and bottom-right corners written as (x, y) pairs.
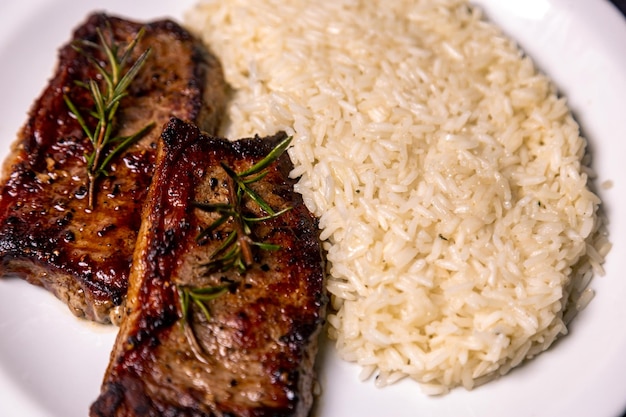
top-left (114, 47), bottom-right (151, 96)
top-left (178, 284), bottom-right (228, 323)
top-left (196, 215), bottom-right (230, 242)
top-left (239, 135), bottom-right (293, 177)
top-left (243, 207), bottom-right (292, 223)
top-left (193, 299), bottom-right (212, 322)
top-left (179, 287), bottom-right (190, 319)
top-left (253, 241), bottom-right (281, 251)
top-left (63, 96), bottom-right (93, 141)
top-left (97, 122), bottom-right (155, 174)
top-left (191, 286), bottom-right (229, 299)
top-left (241, 171), bottom-right (268, 185)
top-left (236, 179), bottom-right (276, 215)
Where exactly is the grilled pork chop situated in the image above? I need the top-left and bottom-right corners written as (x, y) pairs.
top-left (90, 118), bottom-right (327, 417)
top-left (0, 13), bottom-right (227, 323)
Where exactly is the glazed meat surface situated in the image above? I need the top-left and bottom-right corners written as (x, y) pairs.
top-left (0, 13), bottom-right (227, 323)
top-left (90, 118), bottom-right (327, 417)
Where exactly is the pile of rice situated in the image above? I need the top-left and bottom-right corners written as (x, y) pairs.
top-left (186, 0), bottom-right (611, 394)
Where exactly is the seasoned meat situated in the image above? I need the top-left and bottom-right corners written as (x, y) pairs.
top-left (90, 118), bottom-right (327, 417)
top-left (0, 13), bottom-right (227, 323)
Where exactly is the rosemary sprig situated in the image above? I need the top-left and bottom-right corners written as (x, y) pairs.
top-left (195, 135), bottom-right (293, 274)
top-left (177, 285), bottom-right (228, 364)
top-left (64, 24), bottom-right (154, 209)
top-left (177, 135), bottom-right (293, 362)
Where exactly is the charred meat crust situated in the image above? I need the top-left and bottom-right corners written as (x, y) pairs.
top-left (91, 118), bottom-right (327, 417)
top-left (0, 13), bottom-right (227, 323)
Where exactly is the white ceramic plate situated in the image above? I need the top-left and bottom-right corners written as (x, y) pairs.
top-left (0, 1), bottom-right (625, 416)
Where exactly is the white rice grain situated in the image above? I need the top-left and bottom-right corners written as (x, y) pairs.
top-left (186, 0), bottom-right (609, 394)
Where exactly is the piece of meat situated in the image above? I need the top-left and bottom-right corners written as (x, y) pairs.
top-left (0, 13), bottom-right (227, 323)
top-left (90, 118), bottom-right (327, 417)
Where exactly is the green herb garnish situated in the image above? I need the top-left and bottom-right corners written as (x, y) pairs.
top-left (64, 24), bottom-right (154, 209)
top-left (177, 284), bottom-right (230, 364)
top-left (177, 135), bottom-right (293, 361)
top-left (195, 135), bottom-right (293, 273)
top-left (178, 284), bottom-right (229, 323)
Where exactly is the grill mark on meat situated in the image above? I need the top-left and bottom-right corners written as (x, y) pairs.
top-left (0, 14), bottom-right (227, 323)
top-left (90, 118), bottom-right (327, 417)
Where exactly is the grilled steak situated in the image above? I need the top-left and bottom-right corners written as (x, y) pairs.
top-left (90, 118), bottom-right (327, 417)
top-left (0, 13), bottom-right (227, 323)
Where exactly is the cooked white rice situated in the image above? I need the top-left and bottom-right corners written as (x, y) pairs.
top-left (185, 0), bottom-right (611, 394)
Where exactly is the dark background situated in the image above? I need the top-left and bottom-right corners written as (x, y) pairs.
top-left (611, 0), bottom-right (626, 15)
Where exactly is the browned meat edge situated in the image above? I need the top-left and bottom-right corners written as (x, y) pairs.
top-left (90, 118), bottom-right (327, 417)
